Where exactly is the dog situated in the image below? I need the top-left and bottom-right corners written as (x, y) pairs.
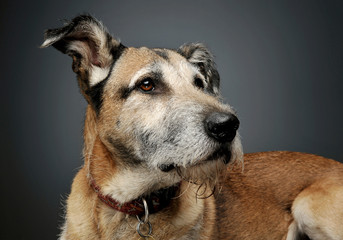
top-left (42, 15), bottom-right (343, 240)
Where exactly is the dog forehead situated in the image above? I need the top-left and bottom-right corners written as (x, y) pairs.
top-left (158, 50), bottom-right (199, 82)
top-left (104, 47), bottom-right (199, 96)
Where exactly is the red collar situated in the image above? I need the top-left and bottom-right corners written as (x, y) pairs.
top-left (90, 179), bottom-right (181, 216)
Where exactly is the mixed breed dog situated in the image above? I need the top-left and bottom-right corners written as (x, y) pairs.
top-left (42, 15), bottom-right (343, 240)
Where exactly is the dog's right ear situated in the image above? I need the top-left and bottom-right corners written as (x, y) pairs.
top-left (41, 14), bottom-right (126, 111)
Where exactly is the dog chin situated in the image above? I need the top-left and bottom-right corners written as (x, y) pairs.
top-left (175, 158), bottom-right (227, 197)
top-left (157, 147), bottom-right (231, 197)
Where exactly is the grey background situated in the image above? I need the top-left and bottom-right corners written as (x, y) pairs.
top-left (1, 0), bottom-right (342, 239)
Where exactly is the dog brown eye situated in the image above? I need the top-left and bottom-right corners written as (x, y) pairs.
top-left (194, 78), bottom-right (205, 89)
top-left (139, 78), bottom-right (155, 92)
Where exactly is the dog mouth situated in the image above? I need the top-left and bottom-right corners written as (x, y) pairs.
top-left (205, 146), bottom-right (231, 163)
top-left (158, 146), bottom-right (231, 172)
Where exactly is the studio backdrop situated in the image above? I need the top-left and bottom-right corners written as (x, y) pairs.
top-left (1, 0), bottom-right (342, 239)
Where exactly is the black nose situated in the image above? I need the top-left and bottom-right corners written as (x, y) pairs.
top-left (205, 112), bottom-right (240, 143)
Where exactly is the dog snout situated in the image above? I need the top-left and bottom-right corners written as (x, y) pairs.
top-left (205, 112), bottom-right (240, 143)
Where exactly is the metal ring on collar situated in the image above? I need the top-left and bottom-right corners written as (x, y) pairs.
top-left (136, 198), bottom-right (149, 224)
top-left (136, 221), bottom-right (152, 238)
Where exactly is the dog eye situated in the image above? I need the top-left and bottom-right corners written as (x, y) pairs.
top-left (139, 78), bottom-right (155, 92)
top-left (194, 78), bottom-right (205, 89)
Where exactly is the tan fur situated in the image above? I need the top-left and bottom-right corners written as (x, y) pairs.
top-left (216, 152), bottom-right (343, 239)
top-left (42, 15), bottom-right (343, 240)
top-left (291, 174), bottom-right (343, 240)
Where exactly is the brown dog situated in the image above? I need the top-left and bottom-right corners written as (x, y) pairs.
top-left (42, 15), bottom-right (343, 240)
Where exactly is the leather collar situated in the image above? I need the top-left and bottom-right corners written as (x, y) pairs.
top-left (90, 178), bottom-right (181, 216)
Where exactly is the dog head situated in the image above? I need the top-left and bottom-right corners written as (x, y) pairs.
top-left (42, 15), bottom-right (243, 201)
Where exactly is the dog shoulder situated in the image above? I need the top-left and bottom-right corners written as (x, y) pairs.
top-left (63, 168), bottom-right (99, 239)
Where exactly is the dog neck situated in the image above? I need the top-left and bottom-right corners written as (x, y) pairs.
top-left (89, 176), bottom-right (180, 216)
top-left (86, 136), bottom-right (181, 214)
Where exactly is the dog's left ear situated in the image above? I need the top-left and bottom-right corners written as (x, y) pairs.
top-left (178, 43), bottom-right (220, 95)
top-left (41, 14), bottom-right (126, 111)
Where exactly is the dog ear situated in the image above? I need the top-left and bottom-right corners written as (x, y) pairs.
top-left (41, 14), bottom-right (126, 111)
top-left (177, 43), bottom-right (220, 95)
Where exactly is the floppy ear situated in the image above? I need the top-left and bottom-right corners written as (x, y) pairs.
top-left (41, 14), bottom-right (126, 111)
top-left (177, 43), bottom-right (220, 95)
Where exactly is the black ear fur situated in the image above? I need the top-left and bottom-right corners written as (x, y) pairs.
top-left (41, 14), bottom-right (126, 113)
top-left (177, 43), bottom-right (220, 95)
